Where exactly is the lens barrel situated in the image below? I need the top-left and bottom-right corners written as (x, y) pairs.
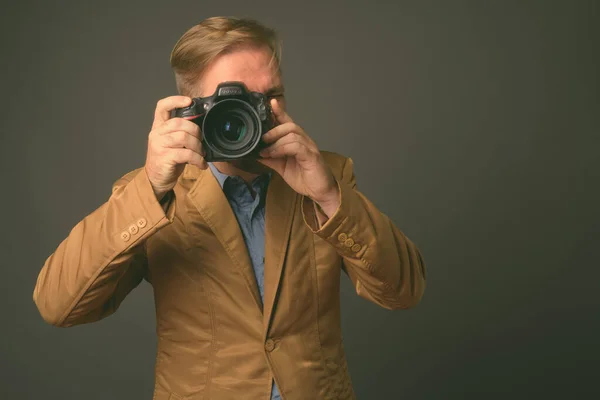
top-left (203, 99), bottom-right (262, 158)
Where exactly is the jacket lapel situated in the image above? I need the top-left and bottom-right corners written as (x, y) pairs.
top-left (262, 172), bottom-right (298, 335)
top-left (184, 165), bottom-right (263, 314)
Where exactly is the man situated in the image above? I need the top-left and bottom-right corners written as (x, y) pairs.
top-left (33, 16), bottom-right (426, 400)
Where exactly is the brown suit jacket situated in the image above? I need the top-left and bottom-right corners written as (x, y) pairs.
top-left (33, 151), bottom-right (426, 400)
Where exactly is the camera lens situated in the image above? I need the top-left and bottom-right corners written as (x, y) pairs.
top-left (203, 99), bottom-right (262, 158)
top-left (220, 115), bottom-right (247, 142)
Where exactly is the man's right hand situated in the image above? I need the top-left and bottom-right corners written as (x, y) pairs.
top-left (145, 96), bottom-right (207, 200)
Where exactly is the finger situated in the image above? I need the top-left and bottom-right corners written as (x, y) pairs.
top-left (160, 131), bottom-right (204, 156)
top-left (170, 148), bottom-right (208, 170)
top-left (261, 140), bottom-right (315, 162)
top-left (153, 96), bottom-right (193, 128)
top-left (262, 122), bottom-right (304, 144)
top-left (262, 130), bottom-right (317, 154)
top-left (155, 117), bottom-right (202, 140)
top-left (270, 98), bottom-right (293, 125)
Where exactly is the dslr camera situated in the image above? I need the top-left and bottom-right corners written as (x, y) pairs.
top-left (172, 81), bottom-right (275, 161)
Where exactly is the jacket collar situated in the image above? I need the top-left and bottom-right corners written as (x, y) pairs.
top-left (182, 163), bottom-right (298, 335)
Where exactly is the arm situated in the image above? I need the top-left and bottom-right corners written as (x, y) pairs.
top-left (33, 168), bottom-right (176, 327)
top-left (302, 157), bottom-right (426, 310)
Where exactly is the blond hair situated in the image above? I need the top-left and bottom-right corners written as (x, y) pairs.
top-left (170, 16), bottom-right (282, 97)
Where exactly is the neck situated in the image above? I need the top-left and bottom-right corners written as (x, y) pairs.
top-left (212, 161), bottom-right (261, 184)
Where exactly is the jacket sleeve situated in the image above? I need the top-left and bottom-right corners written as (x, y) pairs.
top-left (33, 167), bottom-right (176, 327)
top-left (301, 157), bottom-right (426, 310)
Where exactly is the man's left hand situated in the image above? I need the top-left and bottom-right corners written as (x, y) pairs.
top-left (258, 98), bottom-right (340, 217)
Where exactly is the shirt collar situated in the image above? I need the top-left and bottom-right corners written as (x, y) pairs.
top-left (208, 162), bottom-right (230, 189)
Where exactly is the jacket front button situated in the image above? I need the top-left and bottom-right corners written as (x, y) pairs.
top-left (265, 339), bottom-right (275, 352)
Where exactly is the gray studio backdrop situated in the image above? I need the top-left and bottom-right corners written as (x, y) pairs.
top-left (1, 0), bottom-right (598, 399)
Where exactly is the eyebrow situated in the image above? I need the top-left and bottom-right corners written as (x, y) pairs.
top-left (264, 85), bottom-right (285, 97)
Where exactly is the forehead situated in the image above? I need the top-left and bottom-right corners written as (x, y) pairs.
top-left (199, 46), bottom-right (281, 97)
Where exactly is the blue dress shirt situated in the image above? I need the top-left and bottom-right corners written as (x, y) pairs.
top-left (208, 162), bottom-right (281, 400)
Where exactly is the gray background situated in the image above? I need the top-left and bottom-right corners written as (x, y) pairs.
top-left (1, 0), bottom-right (598, 398)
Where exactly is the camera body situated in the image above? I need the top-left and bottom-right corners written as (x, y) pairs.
top-left (172, 81), bottom-right (275, 162)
